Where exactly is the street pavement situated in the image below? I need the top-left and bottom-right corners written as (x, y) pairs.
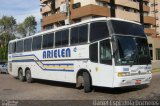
top-left (0, 72), bottom-right (160, 105)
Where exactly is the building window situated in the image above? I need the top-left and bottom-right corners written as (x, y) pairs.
top-left (156, 49), bottom-right (160, 60)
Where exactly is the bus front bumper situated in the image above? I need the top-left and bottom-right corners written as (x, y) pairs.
top-left (113, 74), bottom-right (152, 87)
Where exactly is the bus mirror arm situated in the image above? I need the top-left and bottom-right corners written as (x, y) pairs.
top-left (112, 48), bottom-right (118, 58)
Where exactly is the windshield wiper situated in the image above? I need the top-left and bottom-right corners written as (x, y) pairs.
top-left (130, 50), bottom-right (138, 67)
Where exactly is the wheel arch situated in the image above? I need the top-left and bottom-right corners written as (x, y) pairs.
top-left (18, 67), bottom-right (23, 75)
top-left (76, 69), bottom-right (92, 85)
top-left (25, 67), bottom-right (30, 75)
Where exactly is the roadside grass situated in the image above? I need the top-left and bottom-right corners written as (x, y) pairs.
top-left (152, 69), bottom-right (160, 73)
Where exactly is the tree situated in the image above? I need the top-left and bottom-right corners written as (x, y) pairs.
top-left (17, 16), bottom-right (37, 37)
top-left (17, 23), bottom-right (26, 38)
top-left (0, 16), bottom-right (16, 61)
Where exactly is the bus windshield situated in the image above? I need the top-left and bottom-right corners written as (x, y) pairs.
top-left (115, 36), bottom-right (151, 65)
top-left (110, 20), bottom-right (146, 38)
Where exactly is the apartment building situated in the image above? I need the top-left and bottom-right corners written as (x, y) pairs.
top-left (40, 0), bottom-right (160, 61)
top-left (148, 0), bottom-right (160, 61)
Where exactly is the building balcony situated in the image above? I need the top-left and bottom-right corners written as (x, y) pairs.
top-left (144, 28), bottom-right (156, 36)
top-left (115, 0), bottom-right (139, 10)
top-left (143, 5), bottom-right (150, 12)
top-left (71, 4), bottom-right (110, 19)
top-left (42, 13), bottom-right (66, 26)
top-left (41, 4), bottom-right (52, 14)
top-left (96, 0), bottom-right (111, 3)
top-left (144, 16), bottom-right (156, 25)
top-left (115, 9), bottom-right (140, 22)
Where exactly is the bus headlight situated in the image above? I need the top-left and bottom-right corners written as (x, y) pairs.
top-left (146, 70), bottom-right (152, 74)
top-left (118, 72), bottom-right (130, 77)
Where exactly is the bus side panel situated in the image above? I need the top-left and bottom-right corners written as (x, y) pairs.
top-left (89, 61), bottom-right (114, 88)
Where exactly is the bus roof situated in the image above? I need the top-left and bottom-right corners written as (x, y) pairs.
top-left (9, 17), bottom-right (141, 43)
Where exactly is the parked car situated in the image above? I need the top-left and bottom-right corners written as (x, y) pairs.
top-left (0, 62), bottom-right (8, 74)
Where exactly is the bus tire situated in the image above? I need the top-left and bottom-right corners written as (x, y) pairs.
top-left (83, 72), bottom-right (92, 93)
top-left (18, 69), bottom-right (25, 82)
top-left (26, 69), bottom-right (33, 83)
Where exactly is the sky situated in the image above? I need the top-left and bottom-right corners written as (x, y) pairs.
top-left (0, 0), bottom-right (42, 32)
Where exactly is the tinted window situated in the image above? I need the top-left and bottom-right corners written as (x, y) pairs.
top-left (89, 43), bottom-right (98, 63)
top-left (9, 43), bottom-right (12, 54)
top-left (16, 40), bottom-right (23, 52)
top-left (100, 39), bottom-right (112, 65)
top-left (136, 38), bottom-right (151, 64)
top-left (71, 27), bottom-right (78, 44)
top-left (55, 29), bottom-right (69, 47)
top-left (79, 25), bottom-right (88, 43)
top-left (24, 38), bottom-right (32, 52)
top-left (61, 30), bottom-right (69, 46)
top-left (111, 20), bottom-right (146, 37)
top-left (43, 33), bottom-right (54, 49)
top-left (12, 42), bottom-right (16, 53)
top-left (90, 22), bottom-right (109, 42)
top-left (32, 36), bottom-right (42, 51)
top-left (71, 24), bottom-right (88, 45)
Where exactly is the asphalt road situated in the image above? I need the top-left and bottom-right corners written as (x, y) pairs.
top-left (0, 72), bottom-right (160, 101)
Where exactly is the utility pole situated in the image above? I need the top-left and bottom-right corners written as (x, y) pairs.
top-left (153, 0), bottom-right (157, 37)
top-left (66, 0), bottom-right (71, 25)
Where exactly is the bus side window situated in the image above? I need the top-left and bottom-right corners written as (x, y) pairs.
top-left (55, 31), bottom-right (61, 47)
top-left (79, 25), bottom-right (88, 44)
top-left (89, 43), bottom-right (98, 63)
top-left (32, 36), bottom-right (42, 51)
top-left (61, 29), bottom-right (69, 46)
top-left (71, 24), bottom-right (88, 45)
top-left (71, 27), bottom-right (78, 45)
top-left (55, 29), bottom-right (69, 48)
top-left (90, 22), bottom-right (109, 42)
top-left (24, 38), bottom-right (32, 52)
top-left (9, 43), bottom-right (12, 54)
top-left (43, 33), bottom-right (54, 49)
top-left (12, 42), bottom-right (16, 53)
top-left (16, 40), bottom-right (23, 53)
top-left (100, 39), bottom-right (112, 65)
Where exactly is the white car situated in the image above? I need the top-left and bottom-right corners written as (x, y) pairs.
top-left (0, 63), bottom-right (8, 74)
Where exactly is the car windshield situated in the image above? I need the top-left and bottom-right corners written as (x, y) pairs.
top-left (115, 36), bottom-right (151, 65)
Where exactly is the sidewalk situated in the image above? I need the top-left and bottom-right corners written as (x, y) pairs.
top-left (152, 69), bottom-right (160, 73)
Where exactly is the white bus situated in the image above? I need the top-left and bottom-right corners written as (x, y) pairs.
top-left (8, 17), bottom-right (152, 92)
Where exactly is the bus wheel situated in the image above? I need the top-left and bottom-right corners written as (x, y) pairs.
top-left (26, 69), bottom-right (33, 83)
top-left (83, 72), bottom-right (92, 93)
top-left (18, 69), bottom-right (25, 82)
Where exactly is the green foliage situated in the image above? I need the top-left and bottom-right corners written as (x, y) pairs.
top-left (0, 46), bottom-right (8, 61)
top-left (17, 23), bottom-right (26, 38)
top-left (0, 16), bottom-right (17, 61)
top-left (0, 15), bottom-right (37, 61)
top-left (17, 16), bottom-right (37, 37)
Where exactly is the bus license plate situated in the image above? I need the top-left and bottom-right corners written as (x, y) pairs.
top-left (135, 80), bottom-right (141, 85)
